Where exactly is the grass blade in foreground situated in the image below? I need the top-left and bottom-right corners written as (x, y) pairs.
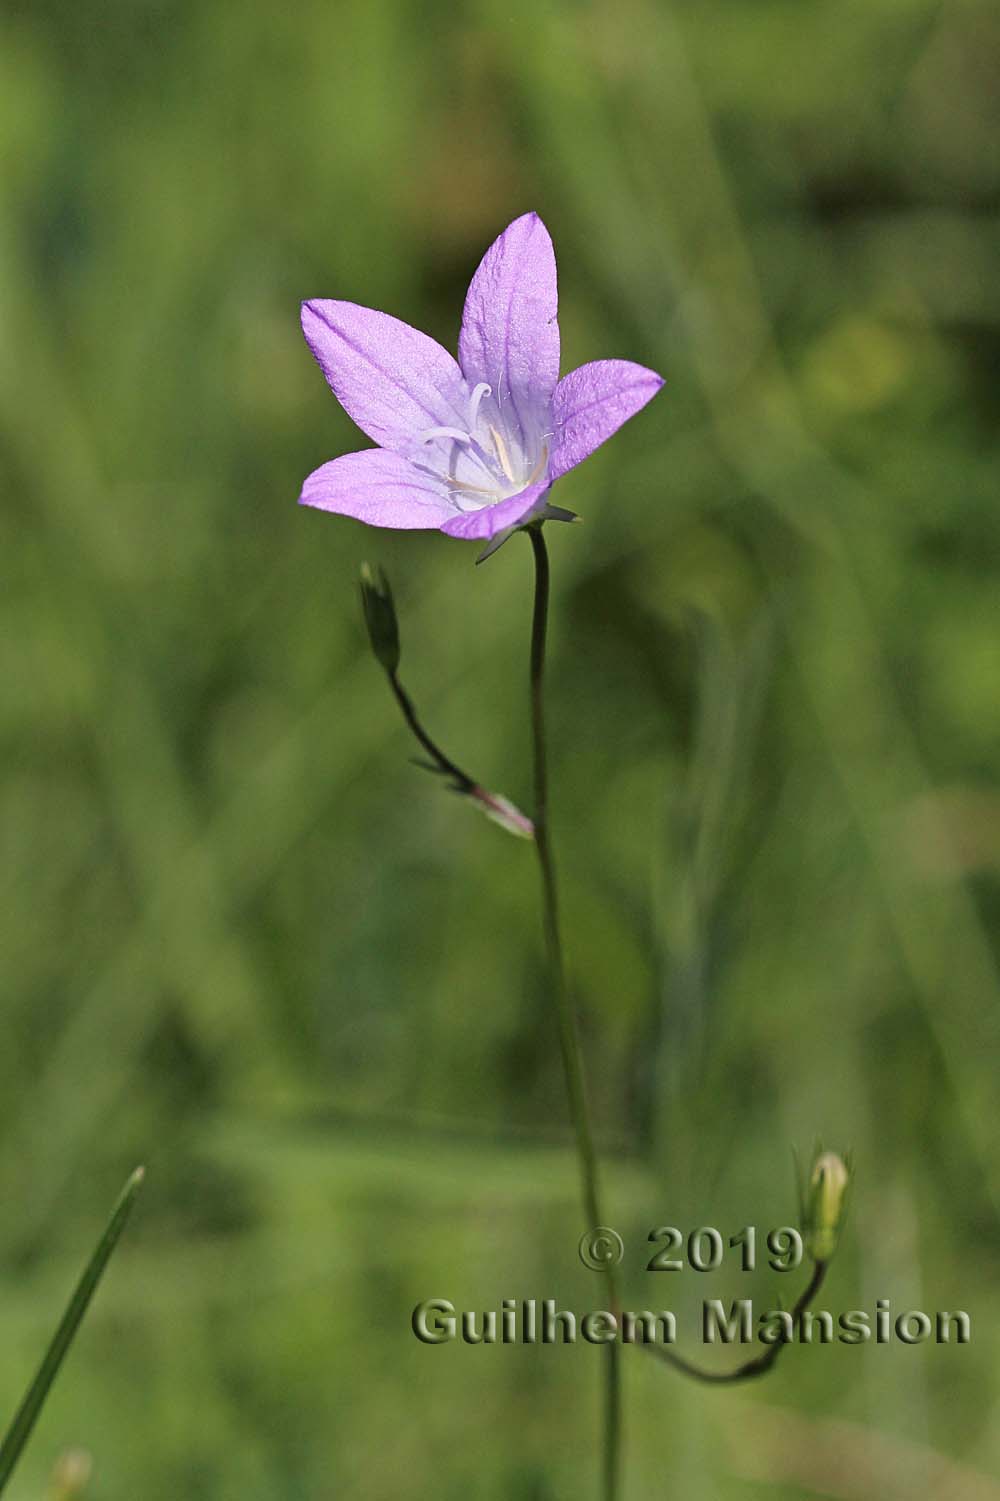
top-left (0, 1166), bottom-right (145, 1494)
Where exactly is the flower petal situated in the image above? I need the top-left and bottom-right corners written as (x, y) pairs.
top-left (301, 301), bottom-right (468, 454)
top-left (439, 481), bottom-right (551, 541)
top-left (299, 449), bottom-right (454, 530)
top-left (458, 213), bottom-right (560, 442)
top-left (548, 360), bottom-right (664, 481)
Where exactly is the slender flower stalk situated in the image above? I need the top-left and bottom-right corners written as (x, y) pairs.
top-left (359, 563), bottom-right (534, 838)
top-left (386, 665), bottom-right (535, 837)
top-left (641, 1258), bottom-right (830, 1385)
top-left (641, 1149), bottom-right (848, 1385)
top-left (527, 524), bottom-right (621, 1501)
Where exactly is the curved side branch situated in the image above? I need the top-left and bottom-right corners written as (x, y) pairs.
top-left (640, 1259), bottom-right (829, 1385)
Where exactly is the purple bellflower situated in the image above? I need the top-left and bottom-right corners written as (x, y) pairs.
top-left (299, 213), bottom-right (664, 557)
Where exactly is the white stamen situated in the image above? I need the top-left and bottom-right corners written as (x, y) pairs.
top-left (468, 382), bottom-right (492, 429)
top-left (444, 477), bottom-right (497, 498)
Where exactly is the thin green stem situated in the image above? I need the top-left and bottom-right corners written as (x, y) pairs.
top-left (385, 669), bottom-right (535, 838)
top-left (527, 525), bottom-right (621, 1501)
top-left (387, 670), bottom-right (477, 791)
top-left (641, 1258), bottom-right (829, 1384)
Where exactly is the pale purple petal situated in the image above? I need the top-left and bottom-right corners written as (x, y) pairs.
top-left (458, 213), bottom-right (559, 446)
top-left (299, 449), bottom-right (455, 530)
top-left (439, 481), bottom-right (551, 541)
top-left (301, 301), bottom-right (468, 454)
top-left (548, 360), bottom-right (664, 481)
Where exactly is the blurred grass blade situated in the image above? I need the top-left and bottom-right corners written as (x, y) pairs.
top-left (0, 1167), bottom-right (145, 1494)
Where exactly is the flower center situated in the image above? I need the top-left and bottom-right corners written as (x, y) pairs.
top-left (415, 383), bottom-right (549, 512)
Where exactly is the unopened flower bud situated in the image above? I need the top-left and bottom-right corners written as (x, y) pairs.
top-left (803, 1150), bottom-right (850, 1262)
top-left (359, 563), bottom-right (400, 674)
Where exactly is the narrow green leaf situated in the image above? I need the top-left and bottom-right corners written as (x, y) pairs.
top-left (0, 1167), bottom-right (145, 1494)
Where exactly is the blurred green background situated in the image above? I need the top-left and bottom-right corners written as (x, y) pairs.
top-left (2, 0), bottom-right (999, 1496)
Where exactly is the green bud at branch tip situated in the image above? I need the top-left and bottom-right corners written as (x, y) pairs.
top-left (359, 563), bottom-right (401, 674)
top-left (801, 1148), bottom-right (851, 1263)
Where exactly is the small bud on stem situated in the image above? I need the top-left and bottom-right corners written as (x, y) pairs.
top-left (801, 1149), bottom-right (851, 1263)
top-left (359, 563), bottom-right (401, 674)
